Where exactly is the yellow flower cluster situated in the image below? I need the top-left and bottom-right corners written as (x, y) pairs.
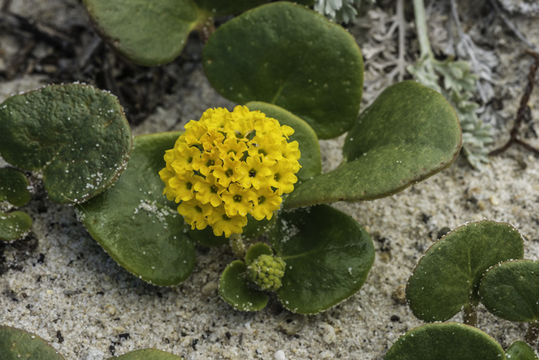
top-left (159, 106), bottom-right (301, 237)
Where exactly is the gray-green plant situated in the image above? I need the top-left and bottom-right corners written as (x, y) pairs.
top-left (0, 2), bottom-right (462, 314)
top-left (0, 326), bottom-right (182, 360)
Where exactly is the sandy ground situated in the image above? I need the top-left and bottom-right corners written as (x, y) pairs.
top-left (1, 1), bottom-right (538, 359)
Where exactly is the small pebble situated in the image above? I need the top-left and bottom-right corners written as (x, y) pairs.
top-left (201, 281), bottom-right (218, 296)
top-left (274, 350), bottom-right (286, 360)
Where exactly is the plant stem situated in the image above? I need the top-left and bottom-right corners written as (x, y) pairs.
top-left (463, 303), bottom-right (477, 327)
top-left (525, 321), bottom-right (539, 346)
top-left (412, 0), bottom-right (432, 59)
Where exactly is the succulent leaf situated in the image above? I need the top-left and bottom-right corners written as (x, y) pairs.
top-left (385, 323), bottom-right (505, 360)
top-left (0, 326), bottom-right (64, 360)
top-left (219, 260), bottom-right (269, 311)
top-left (246, 101), bottom-right (321, 181)
top-left (245, 242), bottom-right (273, 265)
top-left (480, 260), bottom-right (539, 322)
top-left (84, 0), bottom-right (202, 66)
top-left (78, 132), bottom-right (196, 286)
top-left (108, 349), bottom-right (182, 360)
top-left (0, 211), bottom-right (32, 243)
top-left (285, 81), bottom-right (462, 208)
top-left (203, 2), bottom-right (364, 139)
top-left (271, 205), bottom-right (374, 314)
top-left (505, 341), bottom-right (538, 360)
top-left (0, 167), bottom-right (31, 207)
top-left (406, 221), bottom-right (524, 322)
top-left (0, 84), bottom-right (132, 204)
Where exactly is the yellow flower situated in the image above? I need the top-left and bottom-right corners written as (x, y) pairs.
top-left (160, 106), bottom-right (301, 237)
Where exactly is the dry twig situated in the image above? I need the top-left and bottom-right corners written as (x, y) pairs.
top-left (489, 50), bottom-right (539, 156)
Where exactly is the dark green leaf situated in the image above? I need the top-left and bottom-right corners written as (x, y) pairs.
top-left (78, 132), bottom-right (196, 286)
top-left (84, 0), bottom-right (203, 66)
top-left (272, 205), bottom-right (374, 314)
top-left (406, 221), bottom-right (523, 322)
top-left (245, 242), bottom-right (273, 265)
top-left (285, 81), bottom-right (461, 208)
top-left (0, 211), bottom-right (32, 242)
top-left (385, 323), bottom-right (505, 360)
top-left (219, 260), bottom-right (269, 311)
top-left (0, 326), bottom-right (64, 360)
top-left (204, 2), bottom-right (364, 139)
top-left (0, 167), bottom-right (31, 207)
top-left (480, 260), bottom-right (538, 322)
top-left (505, 341), bottom-right (538, 360)
top-left (109, 349), bottom-right (182, 360)
top-left (246, 101), bottom-right (321, 181)
top-left (0, 84), bottom-right (132, 204)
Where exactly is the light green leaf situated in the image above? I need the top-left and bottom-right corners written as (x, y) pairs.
top-left (219, 260), bottom-right (269, 311)
top-left (0, 167), bottom-right (31, 207)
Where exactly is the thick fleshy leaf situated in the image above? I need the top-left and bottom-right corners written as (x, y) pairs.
top-left (245, 242), bottom-right (273, 265)
top-left (271, 205), bottom-right (374, 314)
top-left (0, 167), bottom-right (31, 207)
top-left (406, 221), bottom-right (523, 322)
top-left (204, 2), bottom-right (364, 139)
top-left (505, 341), bottom-right (538, 360)
top-left (385, 323), bottom-right (505, 360)
top-left (219, 260), bottom-right (269, 311)
top-left (196, 0), bottom-right (315, 15)
top-left (0, 84), bottom-right (132, 204)
top-left (84, 0), bottom-right (202, 66)
top-left (0, 211), bottom-right (32, 242)
top-left (78, 132), bottom-right (196, 286)
top-left (109, 349), bottom-right (182, 360)
top-left (246, 101), bottom-right (321, 181)
top-left (0, 326), bottom-right (64, 360)
top-left (285, 81), bottom-right (461, 208)
top-left (195, 0), bottom-right (268, 15)
top-left (480, 260), bottom-right (539, 322)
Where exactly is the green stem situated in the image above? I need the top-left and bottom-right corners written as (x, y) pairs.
top-left (463, 303), bottom-right (477, 327)
top-left (412, 0), bottom-right (433, 59)
top-left (525, 321), bottom-right (539, 346)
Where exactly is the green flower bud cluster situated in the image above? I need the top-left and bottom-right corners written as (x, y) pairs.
top-left (247, 254), bottom-right (286, 291)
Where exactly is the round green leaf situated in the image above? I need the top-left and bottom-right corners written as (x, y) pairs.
top-left (0, 326), bottom-right (64, 360)
top-left (203, 2), bottom-right (364, 139)
top-left (285, 81), bottom-right (462, 208)
top-left (219, 260), bottom-right (269, 311)
top-left (480, 260), bottom-right (539, 322)
top-left (245, 242), bottom-right (273, 265)
top-left (385, 323), bottom-right (505, 360)
top-left (506, 341), bottom-right (538, 360)
top-left (0, 211), bottom-right (32, 242)
top-left (271, 205), bottom-right (374, 314)
top-left (0, 84), bottom-right (132, 204)
top-left (0, 167), bottom-right (31, 207)
top-left (84, 0), bottom-right (203, 66)
top-left (195, 0), bottom-right (268, 16)
top-left (109, 349), bottom-right (182, 360)
top-left (78, 132), bottom-right (196, 286)
top-left (406, 221), bottom-right (524, 322)
top-left (246, 101), bottom-right (321, 181)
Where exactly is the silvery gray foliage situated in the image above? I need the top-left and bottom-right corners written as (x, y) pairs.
top-left (408, 57), bottom-right (493, 169)
top-left (314, 0), bottom-right (373, 23)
